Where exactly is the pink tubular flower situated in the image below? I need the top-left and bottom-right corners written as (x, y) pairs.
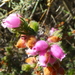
top-left (26, 48), bottom-right (38, 56)
top-left (1, 13), bottom-right (21, 28)
top-left (32, 40), bottom-right (48, 52)
top-left (38, 50), bottom-right (48, 67)
top-left (50, 44), bottom-right (66, 61)
top-left (38, 51), bottom-right (57, 67)
top-left (49, 27), bottom-right (58, 36)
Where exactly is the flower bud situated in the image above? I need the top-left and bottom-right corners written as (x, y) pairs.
top-left (25, 57), bottom-right (36, 64)
top-left (2, 13), bottom-right (21, 28)
top-left (15, 36), bottom-right (26, 48)
top-left (43, 66), bottom-right (57, 75)
top-left (47, 36), bottom-right (61, 43)
top-left (25, 36), bottom-right (37, 49)
top-left (32, 40), bottom-right (48, 52)
top-left (49, 28), bottom-right (58, 36)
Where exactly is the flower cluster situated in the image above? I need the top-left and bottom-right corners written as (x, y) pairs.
top-left (26, 40), bottom-right (66, 67)
top-left (1, 13), bottom-right (66, 75)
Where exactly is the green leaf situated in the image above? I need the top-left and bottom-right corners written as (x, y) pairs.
top-left (0, 72), bottom-right (4, 75)
top-left (28, 21), bottom-right (39, 32)
top-left (20, 17), bottom-right (28, 30)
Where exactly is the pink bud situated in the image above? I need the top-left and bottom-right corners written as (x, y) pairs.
top-left (50, 44), bottom-right (66, 61)
top-left (49, 27), bottom-right (58, 36)
top-left (32, 40), bottom-right (48, 52)
top-left (2, 13), bottom-right (21, 28)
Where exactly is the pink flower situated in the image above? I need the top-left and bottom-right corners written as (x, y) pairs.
top-left (2, 13), bottom-right (21, 28)
top-left (26, 48), bottom-right (38, 56)
top-left (38, 51), bottom-right (57, 67)
top-left (49, 27), bottom-right (58, 36)
top-left (32, 40), bottom-right (48, 52)
top-left (49, 54), bottom-right (56, 64)
top-left (38, 50), bottom-right (48, 67)
top-left (50, 44), bottom-right (66, 61)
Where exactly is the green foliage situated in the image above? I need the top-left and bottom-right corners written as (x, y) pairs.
top-left (22, 64), bottom-right (32, 72)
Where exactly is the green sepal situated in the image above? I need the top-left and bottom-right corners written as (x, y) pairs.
top-left (19, 18), bottom-right (36, 35)
top-left (20, 17), bottom-right (28, 31)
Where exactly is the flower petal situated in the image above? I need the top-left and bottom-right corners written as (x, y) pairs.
top-left (50, 44), bottom-right (66, 61)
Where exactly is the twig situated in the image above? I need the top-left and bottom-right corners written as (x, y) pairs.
top-left (0, 5), bottom-right (21, 20)
top-left (65, 39), bottom-right (75, 48)
top-left (50, 7), bottom-right (64, 25)
top-left (56, 5), bottom-right (61, 12)
top-left (41, 0), bottom-right (54, 26)
top-left (30, 0), bottom-right (40, 19)
top-left (62, 13), bottom-right (69, 19)
top-left (42, 7), bottom-right (50, 26)
top-left (63, 0), bottom-right (73, 17)
top-left (39, 9), bottom-right (47, 21)
top-left (55, 7), bottom-right (64, 18)
top-left (0, 2), bottom-right (5, 7)
top-left (65, 15), bottom-right (72, 23)
top-left (51, 14), bottom-right (57, 25)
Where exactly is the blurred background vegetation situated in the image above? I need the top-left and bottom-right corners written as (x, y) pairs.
top-left (0, 0), bottom-right (75, 75)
